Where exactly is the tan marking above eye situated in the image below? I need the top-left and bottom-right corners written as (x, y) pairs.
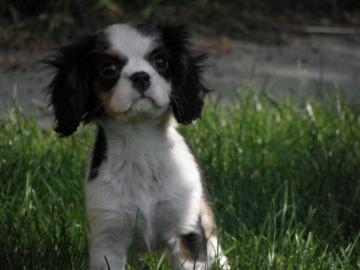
top-left (105, 49), bottom-right (125, 60)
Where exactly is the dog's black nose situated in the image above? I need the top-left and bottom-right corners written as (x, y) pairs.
top-left (129, 71), bottom-right (151, 93)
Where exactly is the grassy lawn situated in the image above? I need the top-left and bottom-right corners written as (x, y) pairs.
top-left (0, 92), bottom-right (359, 269)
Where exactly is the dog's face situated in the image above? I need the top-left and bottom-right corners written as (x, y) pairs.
top-left (46, 22), bottom-right (208, 136)
top-left (97, 24), bottom-right (173, 120)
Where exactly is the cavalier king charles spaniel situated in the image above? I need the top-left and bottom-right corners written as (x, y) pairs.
top-left (46, 22), bottom-right (230, 270)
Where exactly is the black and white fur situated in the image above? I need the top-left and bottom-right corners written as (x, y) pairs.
top-left (46, 22), bottom-right (230, 270)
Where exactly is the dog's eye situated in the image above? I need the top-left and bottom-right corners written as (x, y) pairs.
top-left (152, 53), bottom-right (168, 70)
top-left (100, 62), bottom-right (120, 78)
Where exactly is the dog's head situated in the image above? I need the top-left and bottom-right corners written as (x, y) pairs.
top-left (45, 22), bottom-right (209, 136)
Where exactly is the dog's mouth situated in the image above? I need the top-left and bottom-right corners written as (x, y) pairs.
top-left (127, 96), bottom-right (156, 113)
top-left (135, 95), bottom-right (153, 102)
top-left (132, 95), bottom-right (163, 109)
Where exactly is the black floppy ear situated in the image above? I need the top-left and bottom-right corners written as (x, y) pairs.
top-left (44, 34), bottom-right (101, 137)
top-left (160, 24), bottom-right (210, 124)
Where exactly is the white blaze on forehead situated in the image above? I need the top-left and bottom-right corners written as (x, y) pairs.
top-left (105, 24), bottom-right (157, 58)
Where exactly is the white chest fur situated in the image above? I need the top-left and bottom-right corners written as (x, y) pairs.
top-left (86, 119), bottom-right (203, 251)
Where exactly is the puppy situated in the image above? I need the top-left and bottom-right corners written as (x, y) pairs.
top-left (46, 22), bottom-right (230, 270)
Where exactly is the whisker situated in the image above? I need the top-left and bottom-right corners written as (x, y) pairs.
top-left (80, 103), bottom-right (104, 121)
top-left (170, 95), bottom-right (184, 120)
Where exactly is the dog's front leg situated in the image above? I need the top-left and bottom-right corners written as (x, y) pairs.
top-left (86, 180), bottom-right (133, 269)
top-left (87, 212), bottom-right (134, 270)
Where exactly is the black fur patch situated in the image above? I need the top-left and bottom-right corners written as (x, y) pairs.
top-left (94, 55), bottom-right (128, 92)
top-left (89, 126), bottom-right (107, 180)
top-left (159, 24), bottom-right (209, 124)
top-left (146, 46), bottom-right (171, 80)
top-left (44, 32), bottom-right (109, 136)
top-left (131, 21), bottom-right (159, 38)
top-left (180, 217), bottom-right (207, 261)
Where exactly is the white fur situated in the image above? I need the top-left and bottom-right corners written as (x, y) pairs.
top-left (86, 118), bottom-right (203, 268)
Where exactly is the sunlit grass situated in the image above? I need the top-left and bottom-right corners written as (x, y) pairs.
top-left (0, 92), bottom-right (359, 269)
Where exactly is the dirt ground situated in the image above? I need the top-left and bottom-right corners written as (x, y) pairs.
top-left (0, 33), bottom-right (359, 128)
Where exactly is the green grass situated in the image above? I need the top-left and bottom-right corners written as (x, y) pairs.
top-left (1, 92), bottom-right (360, 269)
